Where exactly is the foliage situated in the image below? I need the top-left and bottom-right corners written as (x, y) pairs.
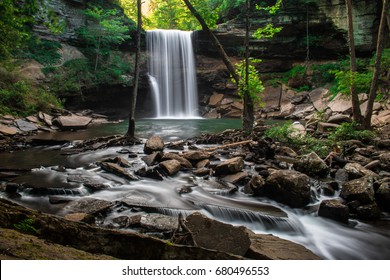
top-left (328, 122), bottom-right (376, 142)
top-left (234, 58), bottom-right (264, 105)
top-left (264, 122), bottom-right (331, 157)
top-left (13, 218), bottom-right (39, 235)
top-left (253, 23), bottom-right (283, 39)
top-left (0, 67), bottom-right (62, 116)
top-left (143, 0), bottom-right (219, 30)
top-left (310, 63), bottom-right (340, 85)
top-left (20, 37), bottom-right (62, 66)
top-left (331, 70), bottom-right (372, 96)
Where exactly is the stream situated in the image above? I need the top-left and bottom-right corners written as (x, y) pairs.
top-left (1, 119), bottom-right (389, 260)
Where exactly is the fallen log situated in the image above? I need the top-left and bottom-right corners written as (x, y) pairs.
top-left (204, 140), bottom-right (254, 151)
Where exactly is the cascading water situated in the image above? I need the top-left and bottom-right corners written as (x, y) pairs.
top-left (147, 29), bottom-right (199, 118)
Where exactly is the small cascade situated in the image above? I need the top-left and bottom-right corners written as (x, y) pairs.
top-left (147, 29), bottom-right (199, 118)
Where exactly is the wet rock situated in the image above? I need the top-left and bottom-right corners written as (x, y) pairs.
top-left (195, 159), bottom-right (210, 169)
top-left (5, 183), bottom-right (20, 194)
top-left (293, 152), bottom-right (329, 177)
top-left (159, 159), bottom-right (181, 176)
top-left (54, 115), bottom-right (92, 130)
top-left (144, 135), bottom-right (165, 154)
top-left (243, 175), bottom-right (265, 196)
top-left (264, 170), bottom-right (311, 208)
top-left (343, 162), bottom-right (379, 179)
top-left (192, 168), bottom-right (211, 177)
top-left (340, 176), bottom-right (376, 205)
top-left (184, 212), bottom-right (250, 256)
top-left (375, 182), bottom-right (390, 212)
top-left (49, 196), bottom-right (75, 204)
top-left (135, 166), bottom-right (164, 181)
top-left (221, 171), bottom-right (249, 184)
top-left (65, 197), bottom-right (114, 215)
top-left (138, 213), bottom-right (179, 232)
top-left (182, 150), bottom-right (212, 163)
top-left (335, 169), bottom-right (349, 183)
top-left (318, 199), bottom-right (349, 223)
top-left (161, 152), bottom-right (192, 168)
top-left (245, 229), bottom-right (321, 260)
top-left (142, 152), bottom-right (163, 166)
top-left (100, 162), bottom-right (139, 181)
top-left (356, 203), bottom-right (381, 220)
top-left (64, 213), bottom-right (95, 224)
top-left (214, 156), bottom-right (244, 176)
top-left (379, 152), bottom-right (390, 171)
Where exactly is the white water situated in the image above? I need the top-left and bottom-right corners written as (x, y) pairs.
top-left (147, 29), bottom-right (199, 118)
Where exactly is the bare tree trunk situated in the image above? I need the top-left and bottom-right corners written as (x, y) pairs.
top-left (127, 0), bottom-right (142, 138)
top-left (364, 0), bottom-right (388, 129)
top-left (242, 0), bottom-right (254, 132)
top-left (345, 0), bottom-right (363, 125)
top-left (182, 0), bottom-right (240, 84)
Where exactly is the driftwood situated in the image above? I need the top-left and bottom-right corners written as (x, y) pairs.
top-left (204, 140), bottom-right (253, 151)
top-left (172, 213), bottom-right (198, 246)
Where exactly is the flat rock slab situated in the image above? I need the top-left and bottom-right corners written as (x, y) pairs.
top-left (0, 124), bottom-right (19, 136)
top-left (55, 115), bottom-right (92, 130)
top-left (65, 197), bottom-right (114, 215)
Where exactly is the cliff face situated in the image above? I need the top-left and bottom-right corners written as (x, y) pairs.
top-left (195, 0), bottom-right (381, 65)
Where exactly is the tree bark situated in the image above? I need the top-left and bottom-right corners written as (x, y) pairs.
top-left (242, 0), bottom-right (254, 132)
top-left (182, 0), bottom-right (240, 84)
top-left (363, 0), bottom-right (389, 129)
top-left (345, 0), bottom-right (363, 125)
top-left (127, 0), bottom-right (142, 138)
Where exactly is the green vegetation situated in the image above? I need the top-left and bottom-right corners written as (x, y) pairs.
top-left (21, 37), bottom-right (62, 66)
top-left (328, 122), bottom-right (376, 142)
top-left (13, 218), bottom-right (39, 235)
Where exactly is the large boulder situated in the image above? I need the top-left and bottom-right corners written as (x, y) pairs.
top-left (375, 182), bottom-right (390, 212)
top-left (309, 87), bottom-right (329, 111)
top-left (184, 212), bottom-right (250, 256)
top-left (161, 153), bottom-right (192, 169)
top-left (182, 151), bottom-right (212, 163)
top-left (144, 135), bottom-right (165, 154)
top-left (318, 199), bottom-right (349, 223)
top-left (327, 93), bottom-right (353, 114)
top-left (159, 159), bottom-right (181, 176)
top-left (214, 156), bottom-right (244, 176)
top-left (293, 152), bottom-right (329, 177)
top-left (343, 162), bottom-right (379, 179)
top-left (264, 170), bottom-right (311, 208)
top-left (340, 176), bottom-right (375, 205)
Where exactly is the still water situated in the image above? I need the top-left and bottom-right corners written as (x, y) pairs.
top-left (1, 119), bottom-right (389, 260)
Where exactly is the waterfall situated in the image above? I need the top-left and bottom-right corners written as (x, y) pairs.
top-left (147, 29), bottom-right (199, 118)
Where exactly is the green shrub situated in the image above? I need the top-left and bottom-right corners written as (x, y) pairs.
top-left (22, 37), bottom-right (62, 66)
top-left (329, 122), bottom-right (376, 142)
top-left (14, 218), bottom-right (39, 234)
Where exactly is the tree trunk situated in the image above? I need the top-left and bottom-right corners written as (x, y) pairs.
top-left (345, 0), bottom-right (363, 125)
top-left (182, 0), bottom-right (240, 84)
top-left (126, 0), bottom-right (142, 138)
top-left (242, 0), bottom-right (254, 132)
top-left (364, 0), bottom-right (388, 129)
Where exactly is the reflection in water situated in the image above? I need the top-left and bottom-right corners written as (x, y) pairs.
top-left (1, 119), bottom-right (390, 260)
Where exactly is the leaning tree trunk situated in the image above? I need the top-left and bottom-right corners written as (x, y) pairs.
top-left (182, 0), bottom-right (240, 84)
top-left (127, 0), bottom-right (142, 138)
top-left (242, 0), bottom-right (254, 132)
top-left (364, 0), bottom-right (388, 129)
top-left (345, 0), bottom-right (363, 125)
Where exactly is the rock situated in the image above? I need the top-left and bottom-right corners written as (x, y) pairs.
top-left (328, 93), bottom-right (353, 114)
top-left (159, 159), bottom-right (181, 176)
top-left (142, 152), bottom-right (163, 166)
top-left (195, 159), bottom-right (210, 169)
top-left (293, 152), bottom-right (329, 177)
top-left (343, 162), bottom-right (379, 179)
top-left (309, 87), bottom-right (329, 111)
top-left (364, 160), bottom-right (381, 171)
top-left (65, 197), bottom-right (114, 215)
top-left (161, 152), bottom-right (192, 168)
top-left (280, 103), bottom-right (295, 117)
top-left (318, 199), bottom-right (349, 223)
top-left (340, 176), bottom-right (375, 205)
top-left (375, 182), bottom-right (390, 212)
top-left (54, 115), bottom-right (92, 130)
top-left (0, 124), bottom-right (19, 136)
top-left (64, 213), bottom-right (95, 223)
top-left (243, 175), bottom-right (266, 196)
top-left (356, 203), bottom-right (381, 220)
top-left (100, 162), bottom-right (139, 181)
top-left (245, 230), bottom-right (321, 260)
top-left (221, 171), bottom-right (249, 184)
top-left (25, 115), bottom-right (39, 123)
top-left (184, 212), bottom-right (251, 256)
top-left (214, 156), bottom-right (244, 176)
top-left (135, 166), bottom-right (164, 180)
top-left (327, 114), bottom-right (352, 124)
top-left (264, 170), bottom-right (311, 208)
top-left (317, 122), bottom-right (340, 132)
top-left (182, 151), bottom-right (212, 163)
top-left (289, 122), bottom-right (306, 138)
top-left (144, 135), bottom-right (165, 154)
top-left (379, 152), bottom-right (390, 171)
top-left (208, 93), bottom-right (225, 107)
top-left (38, 112), bottom-right (53, 126)
top-left (139, 213), bottom-right (179, 232)
top-left (192, 168), bottom-right (211, 177)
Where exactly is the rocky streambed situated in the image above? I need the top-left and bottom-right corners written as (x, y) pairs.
top-left (1, 118), bottom-right (390, 260)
